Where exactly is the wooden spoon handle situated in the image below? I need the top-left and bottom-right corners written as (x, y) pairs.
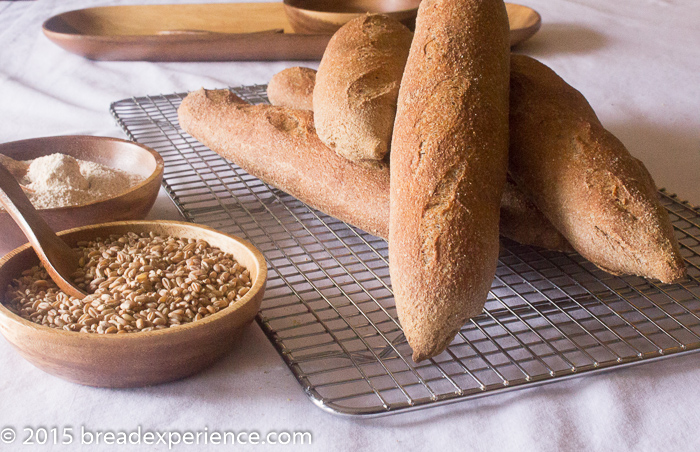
top-left (0, 163), bottom-right (85, 298)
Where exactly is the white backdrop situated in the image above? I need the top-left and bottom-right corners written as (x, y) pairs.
top-left (1, 1), bottom-right (699, 451)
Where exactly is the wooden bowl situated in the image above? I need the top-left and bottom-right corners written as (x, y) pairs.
top-left (0, 135), bottom-right (164, 257)
top-left (284, 1), bottom-right (541, 47)
top-left (283, 0), bottom-right (420, 34)
top-left (0, 220), bottom-right (267, 387)
top-left (506, 3), bottom-right (541, 47)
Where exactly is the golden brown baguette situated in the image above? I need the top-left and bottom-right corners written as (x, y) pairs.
top-left (178, 89), bottom-right (571, 253)
top-left (313, 14), bottom-right (413, 165)
top-left (266, 67), bottom-right (316, 111)
top-left (390, 0), bottom-right (511, 361)
top-left (509, 54), bottom-right (685, 283)
top-left (179, 89), bottom-right (390, 238)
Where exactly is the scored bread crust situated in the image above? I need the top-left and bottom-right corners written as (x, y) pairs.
top-left (508, 55), bottom-right (686, 284)
top-left (313, 14), bottom-right (413, 165)
top-left (177, 89), bottom-right (571, 253)
top-left (266, 67), bottom-right (316, 111)
top-left (389, 0), bottom-right (511, 362)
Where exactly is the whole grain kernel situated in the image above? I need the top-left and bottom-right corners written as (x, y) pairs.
top-left (3, 232), bottom-right (253, 334)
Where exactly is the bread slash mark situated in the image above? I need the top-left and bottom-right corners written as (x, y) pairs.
top-left (265, 110), bottom-right (303, 135)
top-left (420, 161), bottom-right (468, 267)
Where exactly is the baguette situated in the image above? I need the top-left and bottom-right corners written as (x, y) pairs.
top-left (178, 89), bottom-right (389, 238)
top-left (266, 67), bottom-right (316, 111)
top-left (389, 0), bottom-right (511, 361)
top-left (314, 14), bottom-right (413, 165)
top-left (508, 54), bottom-right (685, 283)
top-left (177, 89), bottom-right (570, 252)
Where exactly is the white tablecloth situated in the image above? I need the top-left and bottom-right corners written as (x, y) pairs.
top-left (1, 1), bottom-right (699, 451)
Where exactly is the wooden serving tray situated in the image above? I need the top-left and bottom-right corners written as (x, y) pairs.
top-left (43, 2), bottom-right (540, 62)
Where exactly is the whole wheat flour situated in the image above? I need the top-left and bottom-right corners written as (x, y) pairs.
top-left (1, 153), bottom-right (145, 209)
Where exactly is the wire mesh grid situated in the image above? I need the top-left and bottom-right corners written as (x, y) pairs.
top-left (110, 85), bottom-right (700, 417)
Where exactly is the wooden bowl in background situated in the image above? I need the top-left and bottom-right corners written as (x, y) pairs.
top-left (283, 1), bottom-right (542, 47)
top-left (0, 135), bottom-right (164, 257)
top-left (283, 0), bottom-right (420, 34)
top-left (506, 3), bottom-right (541, 47)
top-left (0, 220), bottom-right (267, 388)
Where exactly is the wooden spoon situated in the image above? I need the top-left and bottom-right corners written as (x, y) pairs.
top-left (0, 153), bottom-right (28, 179)
top-left (0, 163), bottom-right (86, 299)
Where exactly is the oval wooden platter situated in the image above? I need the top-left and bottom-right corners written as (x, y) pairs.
top-left (42, 2), bottom-right (541, 62)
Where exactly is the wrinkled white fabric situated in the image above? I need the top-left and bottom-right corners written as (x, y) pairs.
top-left (0, 1), bottom-right (699, 451)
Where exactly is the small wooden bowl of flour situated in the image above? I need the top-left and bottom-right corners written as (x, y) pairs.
top-left (0, 135), bottom-right (163, 256)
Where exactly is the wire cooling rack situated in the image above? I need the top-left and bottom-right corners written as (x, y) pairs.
top-left (110, 85), bottom-right (700, 417)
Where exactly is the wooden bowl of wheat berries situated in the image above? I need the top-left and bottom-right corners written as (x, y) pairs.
top-left (0, 220), bottom-right (267, 387)
top-left (0, 135), bottom-right (164, 257)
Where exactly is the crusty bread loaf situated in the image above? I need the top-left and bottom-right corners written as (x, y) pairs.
top-left (178, 89), bottom-right (571, 252)
top-left (509, 54), bottom-right (686, 283)
top-left (390, 0), bottom-right (511, 361)
top-left (266, 67), bottom-right (316, 111)
top-left (314, 14), bottom-right (413, 165)
top-left (500, 178), bottom-right (574, 253)
top-left (178, 89), bottom-right (390, 238)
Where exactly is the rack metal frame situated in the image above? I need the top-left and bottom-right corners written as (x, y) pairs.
top-left (110, 85), bottom-right (700, 417)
